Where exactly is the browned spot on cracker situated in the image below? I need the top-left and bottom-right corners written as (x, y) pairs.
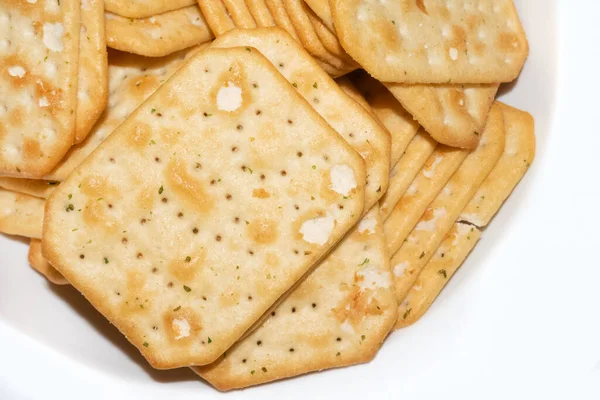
top-left (127, 123), bottom-right (152, 151)
top-left (252, 188), bottom-right (270, 199)
top-left (415, 0), bottom-right (428, 15)
top-left (166, 159), bottom-right (214, 214)
top-left (162, 307), bottom-right (202, 344)
top-left (247, 218), bottom-right (278, 245)
top-left (22, 138), bottom-right (41, 160)
top-left (168, 249), bottom-right (206, 282)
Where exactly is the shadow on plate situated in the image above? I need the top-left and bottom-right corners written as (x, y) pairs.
top-left (49, 284), bottom-right (204, 385)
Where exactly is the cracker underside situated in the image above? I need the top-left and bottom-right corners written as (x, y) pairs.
top-left (212, 28), bottom-right (390, 210)
top-left (0, 188), bottom-right (45, 239)
top-left (29, 239), bottom-right (69, 285)
top-left (196, 206), bottom-right (397, 390)
top-left (43, 47), bottom-right (365, 369)
top-left (75, 0), bottom-right (108, 144)
top-left (330, 0), bottom-right (529, 83)
top-left (105, 7), bottom-right (214, 57)
top-left (391, 103), bottom-right (505, 303)
top-left (104, 0), bottom-right (196, 19)
top-left (45, 49), bottom-right (191, 181)
top-left (0, 0), bottom-right (80, 177)
top-left (386, 83), bottom-right (500, 149)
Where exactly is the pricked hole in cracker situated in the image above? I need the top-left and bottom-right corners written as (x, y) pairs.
top-left (167, 282), bottom-right (173, 288)
top-left (202, 296), bottom-right (207, 301)
top-left (293, 249), bottom-right (299, 255)
top-left (260, 174), bottom-right (266, 181)
top-left (248, 250), bottom-right (254, 255)
top-left (256, 110), bottom-right (262, 116)
top-left (109, 157), bottom-right (116, 164)
top-left (281, 170), bottom-right (287, 176)
top-left (252, 83), bottom-right (258, 89)
top-left (195, 163), bottom-right (202, 169)
top-left (122, 238), bottom-right (128, 245)
top-left (248, 295), bottom-right (253, 301)
top-left (291, 307), bottom-right (296, 313)
top-left (348, 133), bottom-right (355, 138)
top-left (152, 325), bottom-right (158, 331)
top-left (294, 204), bottom-right (300, 210)
top-left (242, 359), bottom-right (247, 363)
top-left (152, 268), bottom-right (158, 273)
top-left (177, 212), bottom-right (184, 219)
top-left (287, 119), bottom-right (293, 125)
top-left (323, 155), bottom-right (329, 162)
top-left (304, 251), bottom-right (312, 256)
top-left (192, 228), bottom-right (199, 234)
top-left (234, 217), bottom-right (240, 224)
top-left (236, 124), bottom-right (243, 131)
top-left (108, 204), bottom-right (113, 209)
top-left (336, 337), bottom-right (342, 342)
top-left (137, 253), bottom-right (143, 259)
top-left (256, 340), bottom-right (262, 346)
top-left (338, 204), bottom-right (344, 210)
top-left (313, 97), bottom-right (320, 104)
top-left (210, 179), bottom-right (217, 185)
top-left (140, 218), bottom-right (147, 225)
top-left (231, 146), bottom-right (238, 152)
top-left (215, 235), bottom-right (222, 242)
top-left (312, 303), bottom-right (317, 308)
top-left (289, 348), bottom-right (294, 352)
top-left (155, 157), bottom-right (161, 163)
top-left (278, 63), bottom-right (284, 68)
top-left (226, 194), bottom-right (232, 200)
top-left (79, 254), bottom-right (85, 259)
top-left (297, 151), bottom-right (303, 157)
top-left (162, 198), bottom-right (168, 203)
top-left (271, 311), bottom-right (276, 316)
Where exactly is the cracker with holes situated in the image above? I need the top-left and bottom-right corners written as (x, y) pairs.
top-left (0, 0), bottom-right (80, 177)
top-left (352, 72), bottom-right (420, 167)
top-left (384, 145), bottom-right (468, 255)
top-left (460, 102), bottom-right (535, 227)
top-left (0, 177), bottom-right (58, 199)
top-left (391, 103), bottom-right (505, 304)
top-left (386, 83), bottom-right (499, 149)
top-left (396, 222), bottom-right (481, 328)
top-left (46, 49), bottom-right (191, 181)
top-left (0, 188), bottom-right (45, 239)
top-left (330, 0), bottom-right (528, 84)
top-left (212, 28), bottom-right (390, 210)
top-left (43, 47), bottom-right (366, 369)
top-left (195, 206), bottom-right (397, 390)
top-left (380, 130), bottom-right (437, 220)
top-left (246, 0), bottom-right (276, 27)
top-left (104, 0), bottom-right (196, 19)
top-left (197, 0), bottom-right (236, 36)
top-left (105, 7), bottom-right (214, 57)
top-left (29, 239), bottom-right (69, 285)
top-left (75, 0), bottom-right (108, 144)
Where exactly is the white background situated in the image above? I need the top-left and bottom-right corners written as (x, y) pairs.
top-left (1, 1), bottom-right (599, 399)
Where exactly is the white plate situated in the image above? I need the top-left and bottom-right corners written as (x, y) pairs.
top-left (2, 1), bottom-right (600, 398)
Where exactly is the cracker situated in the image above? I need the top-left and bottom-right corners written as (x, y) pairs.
top-left (352, 72), bottom-right (420, 167)
top-left (303, 0), bottom-right (334, 32)
top-left (390, 103), bottom-right (505, 303)
top-left (0, 0), bottom-right (80, 177)
top-left (265, 0), bottom-right (299, 41)
top-left (43, 47), bottom-right (366, 369)
top-left (335, 77), bottom-right (375, 116)
top-left (222, 0), bottom-right (257, 28)
top-left (29, 239), bottom-right (69, 285)
top-left (104, 0), bottom-right (196, 19)
top-left (212, 28), bottom-right (390, 209)
top-left (396, 222), bottom-right (481, 329)
top-left (195, 206), bottom-right (397, 390)
top-left (246, 0), bottom-right (276, 27)
top-left (460, 103), bottom-right (535, 227)
top-left (380, 131), bottom-right (437, 220)
top-left (384, 146), bottom-right (468, 255)
top-left (308, 10), bottom-right (352, 64)
top-left (0, 189), bottom-right (44, 239)
top-left (105, 7), bottom-right (214, 57)
top-left (283, 0), bottom-right (348, 70)
top-left (75, 0), bottom-right (108, 144)
top-left (197, 0), bottom-right (236, 36)
top-left (330, 0), bottom-right (529, 84)
top-left (45, 49), bottom-right (191, 181)
top-left (0, 177), bottom-right (58, 199)
top-left (386, 83), bottom-right (500, 149)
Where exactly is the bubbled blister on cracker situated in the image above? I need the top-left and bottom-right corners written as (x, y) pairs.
top-left (390, 103), bottom-right (505, 305)
top-left (195, 206), bottom-right (397, 390)
top-left (330, 0), bottom-right (529, 84)
top-left (105, 6), bottom-right (213, 57)
top-left (0, 0), bottom-right (81, 177)
top-left (43, 47), bottom-right (365, 369)
top-left (212, 28), bottom-right (390, 210)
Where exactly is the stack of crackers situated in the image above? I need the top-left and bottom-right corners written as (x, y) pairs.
top-left (0, 0), bottom-right (535, 391)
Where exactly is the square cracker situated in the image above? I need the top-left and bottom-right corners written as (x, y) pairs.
top-left (386, 83), bottom-right (499, 149)
top-left (396, 222), bottom-right (480, 329)
top-left (104, 0), bottom-right (196, 19)
top-left (75, 0), bottom-right (108, 144)
top-left (459, 102), bottom-right (535, 227)
top-left (352, 72), bottom-right (420, 167)
top-left (105, 6), bottom-right (214, 58)
top-left (0, 177), bottom-right (58, 199)
top-left (0, 0), bottom-right (80, 177)
top-left (391, 103), bottom-right (505, 303)
top-left (195, 206), bottom-right (397, 390)
top-left (43, 47), bottom-right (366, 369)
top-left (330, 0), bottom-right (529, 84)
top-left (384, 145), bottom-right (468, 255)
top-left (0, 188), bottom-right (44, 239)
top-left (45, 49), bottom-right (191, 181)
top-left (29, 239), bottom-right (69, 285)
top-left (380, 130), bottom-right (437, 220)
top-left (212, 28), bottom-right (390, 210)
